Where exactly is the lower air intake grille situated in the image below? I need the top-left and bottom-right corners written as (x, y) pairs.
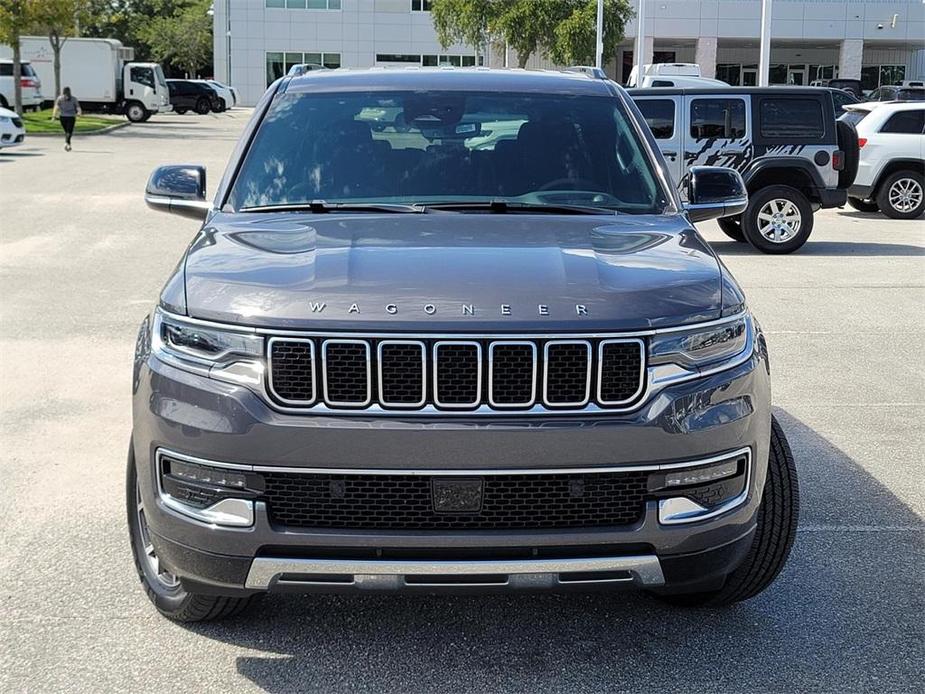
top-left (261, 470), bottom-right (648, 530)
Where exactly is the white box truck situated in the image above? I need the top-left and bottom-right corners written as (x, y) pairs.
top-left (0, 37), bottom-right (171, 122)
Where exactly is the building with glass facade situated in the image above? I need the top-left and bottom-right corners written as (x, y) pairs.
top-left (213, 0), bottom-right (925, 106)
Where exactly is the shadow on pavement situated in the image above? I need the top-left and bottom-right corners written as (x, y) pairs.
top-left (710, 239), bottom-right (924, 257)
top-left (177, 409), bottom-right (923, 692)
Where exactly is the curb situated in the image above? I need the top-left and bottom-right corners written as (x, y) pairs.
top-left (26, 120), bottom-right (132, 137)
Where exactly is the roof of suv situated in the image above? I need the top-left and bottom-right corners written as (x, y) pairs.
top-left (626, 86), bottom-right (832, 97)
top-left (283, 68), bottom-right (615, 96)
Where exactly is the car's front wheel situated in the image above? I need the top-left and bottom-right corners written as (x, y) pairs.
top-left (847, 196), bottom-right (879, 213)
top-left (126, 442), bottom-right (259, 622)
top-left (656, 416), bottom-right (799, 607)
top-left (124, 102), bottom-right (147, 123)
top-left (876, 170), bottom-right (924, 220)
top-left (742, 185), bottom-right (814, 254)
top-left (174, 107), bottom-right (188, 115)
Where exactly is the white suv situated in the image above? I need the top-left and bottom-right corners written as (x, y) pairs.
top-left (0, 59), bottom-right (43, 110)
top-left (842, 101), bottom-right (925, 219)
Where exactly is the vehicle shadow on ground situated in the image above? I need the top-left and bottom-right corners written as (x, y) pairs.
top-left (0, 150), bottom-right (45, 159)
top-left (710, 239), bottom-right (924, 257)
top-left (183, 409), bottom-right (923, 693)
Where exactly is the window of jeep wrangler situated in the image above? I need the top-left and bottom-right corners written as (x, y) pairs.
top-left (689, 99), bottom-right (746, 139)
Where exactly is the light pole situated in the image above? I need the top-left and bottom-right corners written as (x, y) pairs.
top-left (758, 0), bottom-right (772, 86)
top-left (595, 0), bottom-right (604, 69)
top-left (633, 0), bottom-right (646, 84)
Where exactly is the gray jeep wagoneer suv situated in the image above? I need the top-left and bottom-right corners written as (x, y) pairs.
top-left (130, 68), bottom-right (798, 622)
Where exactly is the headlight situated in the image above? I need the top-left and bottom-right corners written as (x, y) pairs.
top-left (649, 314), bottom-right (751, 370)
top-left (151, 309), bottom-right (264, 384)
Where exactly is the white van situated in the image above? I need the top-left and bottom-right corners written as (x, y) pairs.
top-left (0, 59), bottom-right (43, 110)
top-left (627, 63), bottom-right (727, 89)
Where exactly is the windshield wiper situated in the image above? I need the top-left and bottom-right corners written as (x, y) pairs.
top-left (241, 200), bottom-right (425, 214)
top-left (424, 200), bottom-right (617, 215)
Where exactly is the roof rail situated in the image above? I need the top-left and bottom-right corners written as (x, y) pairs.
top-left (565, 65), bottom-right (608, 80)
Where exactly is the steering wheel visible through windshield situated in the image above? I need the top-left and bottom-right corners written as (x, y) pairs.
top-left (229, 89), bottom-right (670, 215)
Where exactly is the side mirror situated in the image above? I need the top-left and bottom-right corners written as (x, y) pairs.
top-left (684, 166), bottom-right (748, 223)
top-left (144, 165), bottom-right (211, 221)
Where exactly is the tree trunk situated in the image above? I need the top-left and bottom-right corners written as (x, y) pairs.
top-left (51, 32), bottom-right (62, 99)
top-left (517, 51), bottom-right (530, 69)
top-left (12, 40), bottom-right (23, 115)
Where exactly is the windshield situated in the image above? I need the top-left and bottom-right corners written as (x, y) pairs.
top-left (229, 90), bottom-right (669, 214)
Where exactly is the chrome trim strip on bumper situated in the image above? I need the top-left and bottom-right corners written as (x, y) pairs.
top-left (244, 555), bottom-right (666, 590)
top-left (156, 446), bottom-right (751, 477)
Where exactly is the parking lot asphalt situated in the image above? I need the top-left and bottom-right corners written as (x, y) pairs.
top-left (1, 110), bottom-right (923, 693)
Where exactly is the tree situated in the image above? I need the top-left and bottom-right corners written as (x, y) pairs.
top-left (137, 0), bottom-right (212, 76)
top-left (30, 0), bottom-right (92, 98)
top-left (547, 0), bottom-right (633, 67)
top-left (492, 0), bottom-right (571, 69)
top-left (431, 0), bottom-right (495, 62)
top-left (0, 0), bottom-right (35, 113)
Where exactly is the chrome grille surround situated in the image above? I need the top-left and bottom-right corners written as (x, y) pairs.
top-left (321, 339), bottom-right (372, 407)
top-left (542, 340), bottom-right (592, 408)
top-left (377, 340), bottom-right (427, 408)
top-left (488, 341), bottom-right (538, 408)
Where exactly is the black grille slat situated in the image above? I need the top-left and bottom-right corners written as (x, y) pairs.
top-left (323, 341), bottom-right (370, 405)
top-left (435, 343), bottom-right (480, 406)
top-left (599, 341), bottom-right (643, 404)
top-left (263, 470), bottom-right (648, 530)
top-left (545, 342), bottom-right (590, 405)
top-left (490, 343), bottom-right (535, 406)
top-left (379, 342), bottom-right (425, 406)
top-left (269, 340), bottom-right (315, 402)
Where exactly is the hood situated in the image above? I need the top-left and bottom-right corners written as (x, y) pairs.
top-left (178, 212), bottom-right (722, 331)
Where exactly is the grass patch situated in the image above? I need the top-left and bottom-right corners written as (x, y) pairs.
top-left (20, 108), bottom-right (123, 134)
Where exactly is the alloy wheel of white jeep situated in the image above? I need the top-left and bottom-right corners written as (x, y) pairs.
top-left (756, 198), bottom-right (802, 243)
top-left (887, 177), bottom-right (923, 214)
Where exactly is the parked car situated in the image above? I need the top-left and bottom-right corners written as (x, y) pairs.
top-left (826, 87), bottom-right (860, 115)
top-left (0, 106), bottom-right (25, 148)
top-left (286, 63), bottom-right (328, 77)
top-left (866, 85), bottom-right (925, 102)
top-left (627, 62), bottom-right (727, 89)
top-left (191, 79), bottom-right (232, 111)
top-left (630, 86), bottom-right (857, 253)
top-left (205, 79), bottom-right (237, 107)
top-left (131, 67), bottom-right (799, 622)
top-left (810, 78), bottom-right (863, 99)
top-left (841, 101), bottom-right (924, 219)
top-left (0, 59), bottom-right (43, 110)
top-left (166, 79), bottom-right (223, 115)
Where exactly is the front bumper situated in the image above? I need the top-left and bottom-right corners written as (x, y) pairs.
top-left (132, 338), bottom-right (771, 596)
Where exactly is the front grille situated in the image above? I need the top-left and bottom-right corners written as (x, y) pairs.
top-left (268, 335), bottom-right (645, 413)
top-left (262, 470), bottom-right (648, 530)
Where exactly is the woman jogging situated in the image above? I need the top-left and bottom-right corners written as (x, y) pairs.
top-left (52, 87), bottom-right (81, 151)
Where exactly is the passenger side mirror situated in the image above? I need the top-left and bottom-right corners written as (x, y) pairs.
top-left (684, 166), bottom-right (748, 223)
top-left (144, 165), bottom-right (211, 221)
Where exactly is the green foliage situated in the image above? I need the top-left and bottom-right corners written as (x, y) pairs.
top-left (431, 0), bottom-right (632, 69)
top-left (137, 0), bottom-right (211, 76)
top-left (548, 0), bottom-right (632, 66)
top-left (0, 0), bottom-right (31, 45)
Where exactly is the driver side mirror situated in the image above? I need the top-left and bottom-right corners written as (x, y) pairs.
top-left (684, 166), bottom-right (748, 223)
top-left (144, 165), bottom-right (211, 221)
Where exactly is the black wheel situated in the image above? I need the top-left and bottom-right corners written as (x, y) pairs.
top-left (742, 185), bottom-right (814, 254)
top-left (846, 196), bottom-right (879, 213)
top-left (194, 97), bottom-right (211, 115)
top-left (126, 442), bottom-right (259, 622)
top-left (125, 102), bottom-right (147, 122)
top-left (657, 416), bottom-right (799, 607)
top-left (213, 98), bottom-right (226, 113)
top-left (717, 215), bottom-right (746, 242)
top-left (174, 107), bottom-right (188, 115)
top-left (876, 170), bottom-right (924, 220)
top-left (836, 120), bottom-right (859, 189)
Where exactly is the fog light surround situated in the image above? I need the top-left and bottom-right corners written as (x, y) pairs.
top-left (654, 450), bottom-right (751, 525)
top-left (157, 452), bottom-right (263, 528)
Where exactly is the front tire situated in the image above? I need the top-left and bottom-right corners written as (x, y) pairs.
top-left (847, 196), bottom-right (879, 213)
top-left (174, 107), bottom-right (188, 115)
top-left (657, 416), bottom-right (800, 607)
top-left (124, 102), bottom-right (147, 123)
top-left (126, 443), bottom-right (259, 622)
top-left (876, 170), bottom-right (924, 220)
top-left (717, 215), bottom-right (746, 242)
top-left (742, 185), bottom-right (814, 254)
